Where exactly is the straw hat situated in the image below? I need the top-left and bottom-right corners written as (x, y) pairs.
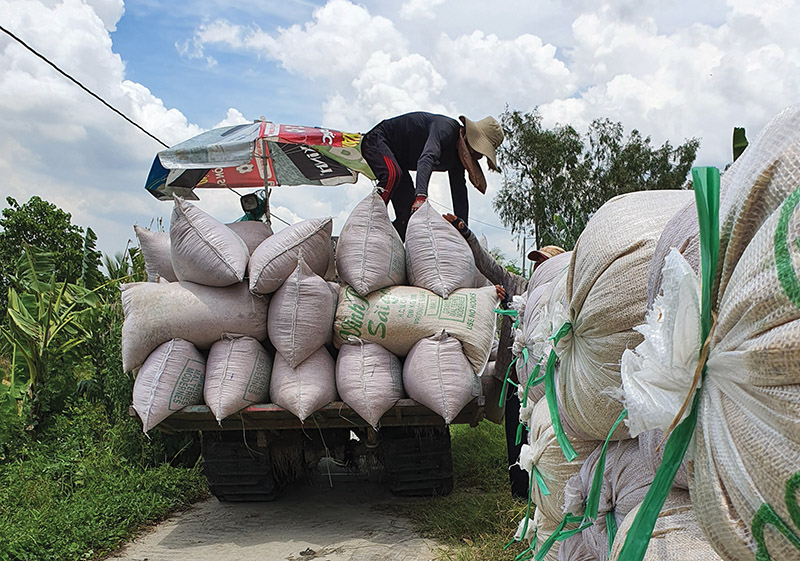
top-left (459, 115), bottom-right (504, 172)
top-left (527, 245), bottom-right (566, 262)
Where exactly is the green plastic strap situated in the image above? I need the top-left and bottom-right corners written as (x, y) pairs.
top-left (533, 514), bottom-right (590, 561)
top-left (496, 307), bottom-right (521, 329)
top-left (617, 167), bottom-right (720, 561)
top-left (585, 409), bottom-right (628, 520)
top-left (498, 358), bottom-right (520, 407)
top-left (533, 465), bottom-right (551, 496)
top-left (522, 360), bottom-right (544, 406)
top-left (752, 470), bottom-right (800, 560)
top-left (543, 321), bottom-right (577, 462)
top-left (517, 468), bottom-right (537, 549)
top-left (515, 421), bottom-right (525, 446)
top-left (607, 511), bottom-right (618, 555)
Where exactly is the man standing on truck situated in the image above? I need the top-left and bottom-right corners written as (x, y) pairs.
top-left (361, 112), bottom-right (504, 240)
top-left (444, 212), bottom-right (565, 499)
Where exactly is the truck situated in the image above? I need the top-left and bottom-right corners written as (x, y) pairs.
top-left (131, 395), bottom-right (488, 501)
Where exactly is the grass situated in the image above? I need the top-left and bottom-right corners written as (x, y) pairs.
top-left (394, 420), bottom-right (533, 561)
top-left (0, 403), bottom-right (207, 561)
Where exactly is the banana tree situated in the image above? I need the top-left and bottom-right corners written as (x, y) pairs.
top-left (0, 245), bottom-right (98, 417)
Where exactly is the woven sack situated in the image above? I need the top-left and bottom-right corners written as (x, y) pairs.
top-left (335, 339), bottom-right (404, 428)
top-left (204, 336), bottom-right (273, 423)
top-left (169, 197), bottom-right (249, 286)
top-left (226, 220), bottom-right (273, 254)
top-left (403, 331), bottom-right (480, 424)
top-left (405, 201), bottom-right (477, 298)
top-left (609, 491), bottom-right (723, 561)
top-left (518, 398), bottom-right (599, 523)
top-left (334, 284), bottom-right (498, 373)
top-left (336, 191), bottom-right (406, 295)
top-left (249, 217), bottom-right (332, 294)
top-left (121, 280), bottom-right (268, 372)
top-left (268, 259), bottom-right (335, 368)
top-left (132, 339), bottom-right (205, 433)
top-left (134, 225), bottom-right (177, 282)
top-left (558, 190), bottom-right (693, 441)
top-left (270, 347), bottom-right (337, 422)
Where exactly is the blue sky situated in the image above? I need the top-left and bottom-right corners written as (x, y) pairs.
top-left (2, 0), bottom-right (800, 264)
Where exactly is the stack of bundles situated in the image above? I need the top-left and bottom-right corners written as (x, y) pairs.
top-left (619, 106), bottom-right (800, 561)
top-left (333, 193), bottom-right (497, 426)
top-left (558, 431), bottom-right (693, 561)
top-left (404, 331), bottom-right (481, 424)
top-left (517, 399), bottom-right (599, 545)
top-left (125, 198), bottom-right (271, 432)
top-left (514, 252), bottom-right (573, 410)
top-left (267, 258), bottom-right (338, 421)
top-left (405, 201), bottom-right (478, 298)
top-left (609, 490), bottom-right (723, 561)
top-left (557, 190), bottom-right (694, 441)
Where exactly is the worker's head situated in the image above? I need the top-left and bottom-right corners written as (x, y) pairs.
top-left (459, 116), bottom-right (504, 172)
top-left (527, 245), bottom-right (566, 268)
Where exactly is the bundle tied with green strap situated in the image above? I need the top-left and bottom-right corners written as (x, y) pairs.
top-left (619, 132), bottom-right (800, 560)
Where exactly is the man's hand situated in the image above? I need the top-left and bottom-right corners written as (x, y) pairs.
top-left (411, 195), bottom-right (427, 213)
top-left (442, 213), bottom-right (470, 239)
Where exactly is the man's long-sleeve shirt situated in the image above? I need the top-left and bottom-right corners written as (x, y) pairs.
top-left (369, 112), bottom-right (466, 198)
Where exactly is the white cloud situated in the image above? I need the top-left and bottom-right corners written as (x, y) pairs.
top-left (400, 0), bottom-right (445, 20)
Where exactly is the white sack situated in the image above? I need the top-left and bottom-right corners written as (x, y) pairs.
top-left (134, 225), bottom-right (177, 282)
top-left (559, 190), bottom-right (694, 441)
top-left (518, 398), bottom-right (599, 523)
top-left (336, 191), bottom-right (406, 295)
top-left (402, 331), bottom-right (480, 424)
top-left (226, 220), bottom-right (273, 254)
top-left (121, 280), bottom-right (268, 372)
top-left (335, 339), bottom-right (404, 428)
top-left (334, 284), bottom-right (499, 374)
top-left (249, 217), bottom-right (333, 294)
top-left (132, 339), bottom-right (205, 433)
top-left (268, 259), bottom-right (335, 368)
top-left (169, 197), bottom-right (250, 286)
top-left (270, 347), bottom-right (338, 422)
top-left (204, 336), bottom-right (273, 423)
top-left (405, 201), bottom-right (477, 298)
top-left (609, 491), bottom-right (723, 561)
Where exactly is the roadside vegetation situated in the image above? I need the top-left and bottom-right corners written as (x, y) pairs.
top-left (396, 421), bottom-right (530, 561)
top-left (0, 197), bottom-right (206, 561)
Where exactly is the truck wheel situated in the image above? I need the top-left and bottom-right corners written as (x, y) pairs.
top-left (380, 425), bottom-right (454, 497)
top-left (201, 430), bottom-right (278, 502)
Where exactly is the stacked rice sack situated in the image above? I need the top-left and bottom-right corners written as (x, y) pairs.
top-left (333, 194), bottom-right (497, 426)
top-left (617, 105), bottom-right (800, 561)
top-left (127, 197), bottom-right (274, 432)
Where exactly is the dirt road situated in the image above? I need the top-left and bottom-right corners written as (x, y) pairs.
top-left (106, 463), bottom-right (445, 561)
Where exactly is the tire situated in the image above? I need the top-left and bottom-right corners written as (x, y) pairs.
top-left (201, 430), bottom-right (278, 502)
top-left (380, 425), bottom-right (454, 497)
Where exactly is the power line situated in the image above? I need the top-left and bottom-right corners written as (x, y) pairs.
top-left (1, 24), bottom-right (301, 225)
top-left (0, 24), bottom-right (170, 149)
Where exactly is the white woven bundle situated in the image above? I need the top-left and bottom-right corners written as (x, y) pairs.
top-left (619, 106), bottom-right (800, 561)
top-left (132, 339), bottom-right (205, 433)
top-left (334, 284), bottom-right (499, 374)
top-left (335, 191), bottom-right (406, 295)
top-left (404, 201), bottom-right (477, 298)
top-left (249, 217), bottom-right (333, 294)
top-left (270, 347), bottom-right (337, 422)
top-left (169, 197), bottom-right (250, 287)
top-left (335, 339), bottom-right (404, 428)
top-left (204, 336), bottom-right (273, 423)
top-left (226, 220), bottom-right (273, 254)
top-left (558, 190), bottom-right (693, 441)
top-left (134, 225), bottom-right (177, 282)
